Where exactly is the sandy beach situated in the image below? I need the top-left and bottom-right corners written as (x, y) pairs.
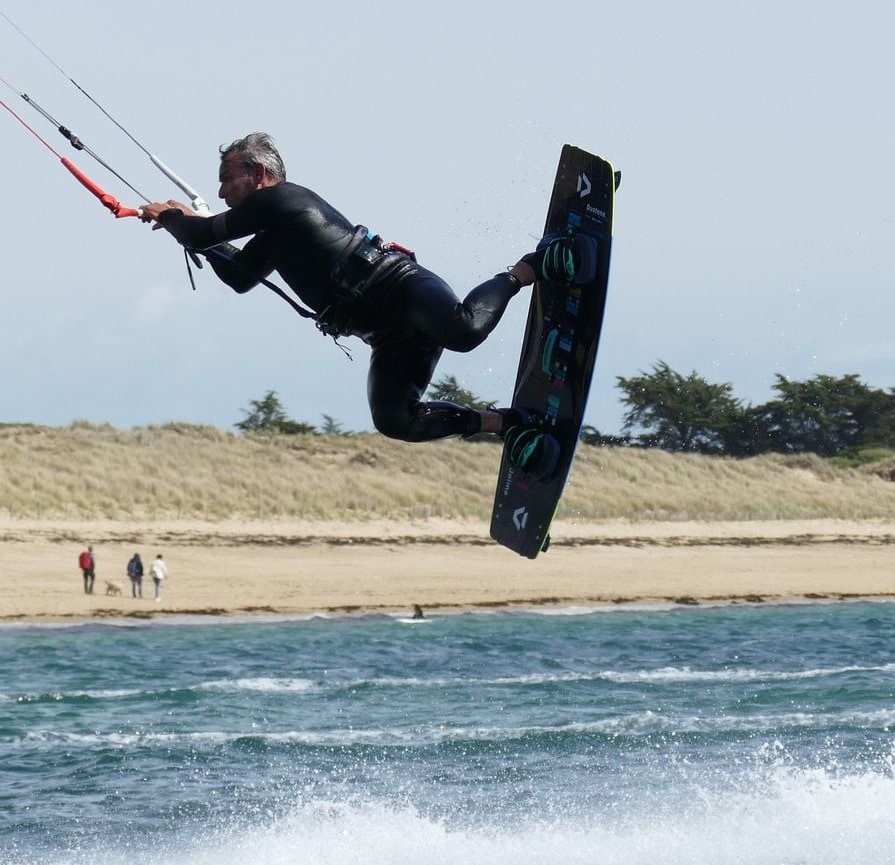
top-left (1, 517), bottom-right (894, 623)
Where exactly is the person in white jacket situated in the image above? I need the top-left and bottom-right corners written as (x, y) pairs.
top-left (150, 554), bottom-right (168, 601)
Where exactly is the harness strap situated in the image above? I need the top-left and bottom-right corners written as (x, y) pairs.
top-left (328, 225), bottom-right (382, 293)
top-left (188, 228), bottom-right (414, 353)
top-left (316, 225), bottom-right (414, 339)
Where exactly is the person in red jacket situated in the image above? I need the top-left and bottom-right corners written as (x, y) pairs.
top-left (78, 546), bottom-right (95, 595)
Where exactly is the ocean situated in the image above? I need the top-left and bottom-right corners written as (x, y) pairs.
top-left (1, 601), bottom-right (894, 864)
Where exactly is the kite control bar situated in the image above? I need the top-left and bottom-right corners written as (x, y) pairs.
top-left (60, 157), bottom-right (141, 218)
top-left (0, 93), bottom-right (141, 218)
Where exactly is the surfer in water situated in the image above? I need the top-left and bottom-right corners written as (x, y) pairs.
top-left (140, 134), bottom-right (585, 472)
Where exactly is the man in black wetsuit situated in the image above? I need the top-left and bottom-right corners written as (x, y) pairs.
top-left (141, 133), bottom-right (584, 474)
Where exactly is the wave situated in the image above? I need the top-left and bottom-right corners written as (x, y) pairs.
top-left (4, 657), bottom-right (892, 720)
top-left (20, 665), bottom-right (780, 705)
top-left (419, 707), bottom-right (895, 740)
top-left (597, 661), bottom-right (895, 684)
top-left (10, 764), bottom-right (894, 865)
top-left (307, 660), bottom-right (895, 692)
top-left (226, 774), bottom-right (894, 865)
top-left (1, 676), bottom-right (319, 705)
top-left (196, 676), bottom-right (317, 694)
top-left (12, 700), bottom-right (895, 751)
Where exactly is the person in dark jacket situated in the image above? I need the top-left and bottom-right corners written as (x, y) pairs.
top-left (126, 552), bottom-right (144, 599)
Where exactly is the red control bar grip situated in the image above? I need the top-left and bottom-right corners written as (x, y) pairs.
top-left (62, 157), bottom-right (140, 218)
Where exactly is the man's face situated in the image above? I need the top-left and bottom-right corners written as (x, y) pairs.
top-left (218, 156), bottom-right (258, 208)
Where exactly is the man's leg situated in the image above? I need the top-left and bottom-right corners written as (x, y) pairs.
top-left (366, 259), bottom-right (539, 442)
top-left (395, 263), bottom-right (533, 354)
top-left (367, 332), bottom-right (485, 442)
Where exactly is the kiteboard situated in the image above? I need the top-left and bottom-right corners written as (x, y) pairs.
top-left (490, 145), bottom-right (618, 558)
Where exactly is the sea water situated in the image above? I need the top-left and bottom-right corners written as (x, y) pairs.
top-left (1, 601), bottom-right (894, 864)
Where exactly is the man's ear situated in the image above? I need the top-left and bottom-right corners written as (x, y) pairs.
top-left (251, 163), bottom-right (267, 186)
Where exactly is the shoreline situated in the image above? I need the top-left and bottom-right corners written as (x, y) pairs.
top-left (2, 517), bottom-right (894, 624)
top-left (3, 596), bottom-right (893, 632)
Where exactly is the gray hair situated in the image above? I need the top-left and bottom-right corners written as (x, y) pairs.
top-left (219, 132), bottom-right (287, 182)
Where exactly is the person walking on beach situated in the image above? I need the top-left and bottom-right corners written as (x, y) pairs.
top-left (150, 554), bottom-right (168, 601)
top-left (127, 553), bottom-right (144, 598)
top-left (78, 546), bottom-right (95, 594)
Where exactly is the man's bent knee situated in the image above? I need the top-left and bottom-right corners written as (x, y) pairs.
top-left (371, 409), bottom-right (418, 442)
top-left (439, 331), bottom-right (487, 354)
top-left (372, 400), bottom-right (480, 443)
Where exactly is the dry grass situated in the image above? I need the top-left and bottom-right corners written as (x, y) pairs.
top-left (2, 422), bottom-right (895, 523)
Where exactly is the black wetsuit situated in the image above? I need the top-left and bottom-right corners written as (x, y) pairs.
top-left (158, 182), bottom-right (521, 441)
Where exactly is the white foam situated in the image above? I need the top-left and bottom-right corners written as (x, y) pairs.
top-left (198, 676), bottom-right (317, 694)
top-left (71, 767), bottom-right (895, 865)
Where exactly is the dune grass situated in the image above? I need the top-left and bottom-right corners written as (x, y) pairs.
top-left (2, 421), bottom-right (895, 523)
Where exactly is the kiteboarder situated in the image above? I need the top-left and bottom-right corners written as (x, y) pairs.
top-left (140, 134), bottom-right (583, 470)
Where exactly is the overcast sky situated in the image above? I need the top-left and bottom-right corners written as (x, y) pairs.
top-left (2, 1), bottom-right (893, 434)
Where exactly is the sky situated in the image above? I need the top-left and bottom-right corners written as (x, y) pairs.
top-left (1, 1), bottom-right (893, 435)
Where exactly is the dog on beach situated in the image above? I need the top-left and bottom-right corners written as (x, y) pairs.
top-left (104, 580), bottom-right (123, 596)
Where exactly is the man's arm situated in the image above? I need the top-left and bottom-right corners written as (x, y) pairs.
top-left (201, 241), bottom-right (275, 293)
top-left (141, 201), bottom-right (274, 292)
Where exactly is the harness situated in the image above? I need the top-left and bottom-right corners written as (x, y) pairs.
top-left (190, 225), bottom-right (414, 353)
top-left (315, 225), bottom-right (415, 339)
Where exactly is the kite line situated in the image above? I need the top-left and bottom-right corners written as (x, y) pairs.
top-left (0, 90), bottom-right (140, 218)
top-left (0, 10), bottom-right (337, 342)
top-left (0, 9), bottom-right (209, 213)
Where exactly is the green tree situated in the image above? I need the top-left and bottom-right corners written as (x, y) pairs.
top-left (320, 414), bottom-right (350, 435)
top-left (426, 374), bottom-right (493, 411)
top-left (616, 361), bottom-right (742, 453)
top-left (275, 418), bottom-right (319, 435)
top-left (580, 424), bottom-right (630, 447)
top-left (864, 387), bottom-right (895, 448)
top-left (235, 390), bottom-right (316, 435)
top-left (755, 373), bottom-right (895, 456)
top-left (713, 404), bottom-right (776, 457)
